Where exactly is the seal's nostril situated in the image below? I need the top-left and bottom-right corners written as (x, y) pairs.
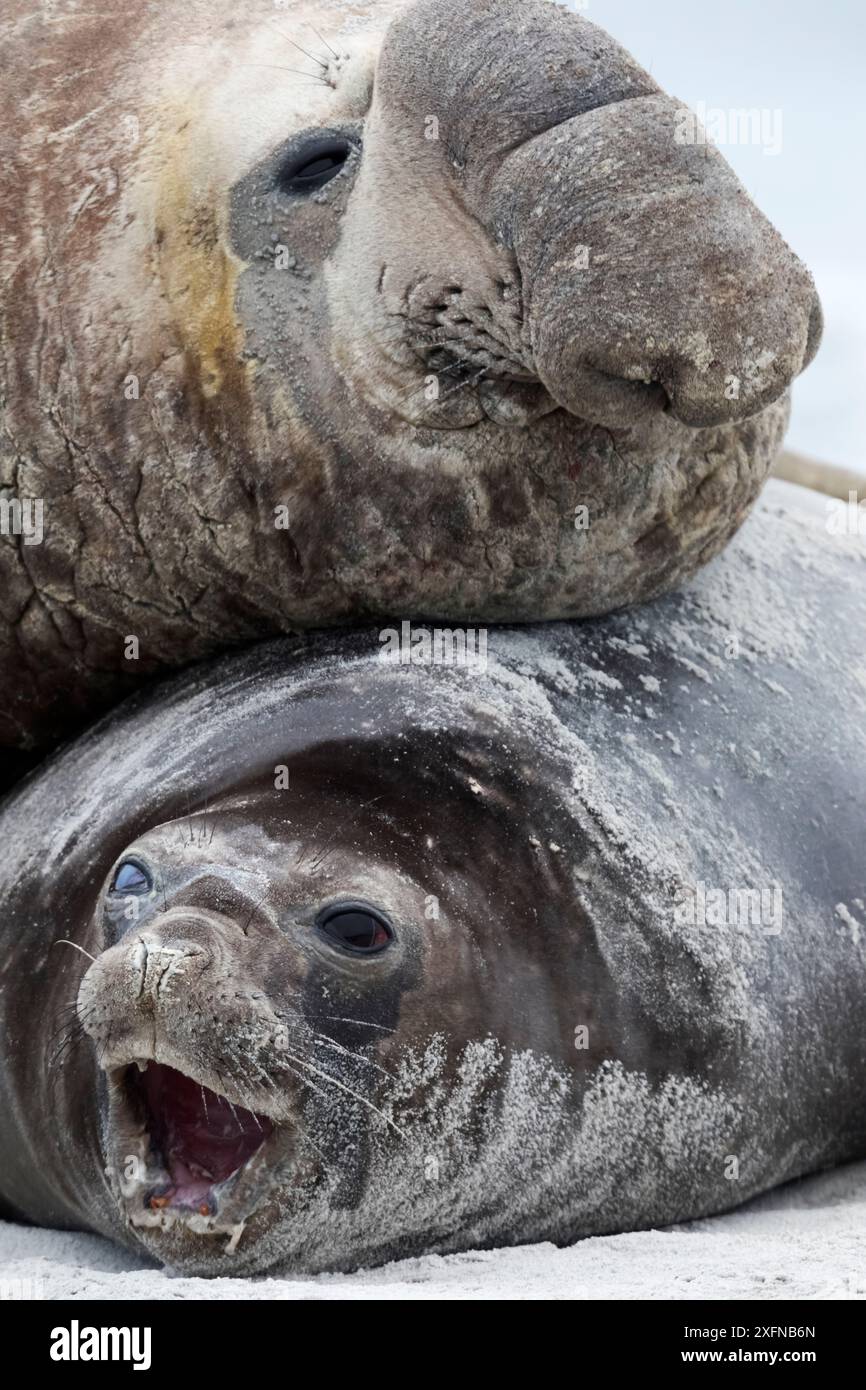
top-left (802, 295), bottom-right (824, 371)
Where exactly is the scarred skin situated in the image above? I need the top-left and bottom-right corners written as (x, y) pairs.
top-left (0, 0), bottom-right (820, 767)
top-left (0, 482), bottom-right (862, 1276)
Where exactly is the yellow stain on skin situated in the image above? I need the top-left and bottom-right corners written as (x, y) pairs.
top-left (154, 97), bottom-right (251, 406)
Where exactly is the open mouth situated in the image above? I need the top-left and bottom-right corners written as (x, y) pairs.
top-left (127, 1062), bottom-right (273, 1215)
top-left (107, 1060), bottom-right (298, 1250)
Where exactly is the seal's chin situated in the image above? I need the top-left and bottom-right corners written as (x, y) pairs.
top-left (106, 1060), bottom-right (289, 1252)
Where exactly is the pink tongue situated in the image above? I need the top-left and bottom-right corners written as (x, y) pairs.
top-left (140, 1063), bottom-right (272, 1207)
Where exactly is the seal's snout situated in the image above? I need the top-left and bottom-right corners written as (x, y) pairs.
top-left (78, 905), bottom-right (305, 1252)
top-left (130, 936), bottom-right (206, 1006)
top-left (364, 0), bottom-right (821, 433)
top-left (523, 184), bottom-right (823, 431)
top-left (528, 281), bottom-right (823, 432)
top-left (504, 96), bottom-right (824, 430)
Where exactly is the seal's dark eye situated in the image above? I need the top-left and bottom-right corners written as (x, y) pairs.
top-left (317, 903), bottom-right (394, 954)
top-left (277, 138), bottom-right (352, 194)
top-left (111, 860), bottom-right (152, 895)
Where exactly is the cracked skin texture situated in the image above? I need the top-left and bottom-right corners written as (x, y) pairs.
top-left (0, 0), bottom-right (819, 769)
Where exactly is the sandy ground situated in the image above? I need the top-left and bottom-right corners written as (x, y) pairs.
top-left (2, 1161), bottom-right (864, 1300)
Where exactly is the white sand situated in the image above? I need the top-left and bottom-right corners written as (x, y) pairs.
top-left (2, 1160), bottom-right (864, 1300)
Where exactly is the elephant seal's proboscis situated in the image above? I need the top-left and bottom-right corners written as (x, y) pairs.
top-left (0, 481), bottom-right (862, 1276)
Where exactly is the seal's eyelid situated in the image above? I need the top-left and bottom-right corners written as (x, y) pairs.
top-left (110, 859), bottom-right (153, 896)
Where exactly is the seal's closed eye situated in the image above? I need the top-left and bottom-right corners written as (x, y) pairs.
top-left (317, 902), bottom-right (394, 954)
top-left (277, 136), bottom-right (353, 194)
top-left (111, 860), bottom-right (152, 895)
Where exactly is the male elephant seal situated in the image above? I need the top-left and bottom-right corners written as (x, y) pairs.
top-left (0, 481), bottom-right (862, 1277)
top-left (0, 0), bottom-right (821, 762)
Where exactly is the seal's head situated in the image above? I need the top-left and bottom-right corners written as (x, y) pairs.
top-left (77, 794), bottom-right (422, 1259)
top-left (144, 0), bottom-right (823, 622)
top-left (209, 0), bottom-right (821, 612)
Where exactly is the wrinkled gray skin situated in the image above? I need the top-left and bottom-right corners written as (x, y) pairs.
top-left (0, 482), bottom-right (862, 1277)
top-left (0, 0), bottom-right (820, 766)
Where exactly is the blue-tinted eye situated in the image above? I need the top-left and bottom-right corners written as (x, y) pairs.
top-left (111, 861), bottom-right (151, 895)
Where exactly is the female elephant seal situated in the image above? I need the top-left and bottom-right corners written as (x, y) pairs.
top-left (0, 481), bottom-right (862, 1276)
top-left (0, 0), bottom-right (821, 762)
